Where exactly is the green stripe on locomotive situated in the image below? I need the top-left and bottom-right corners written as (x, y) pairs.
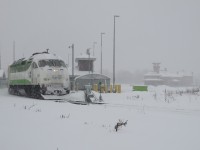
top-left (9, 59), bottom-right (32, 73)
top-left (8, 58), bottom-right (33, 86)
top-left (9, 79), bottom-right (31, 85)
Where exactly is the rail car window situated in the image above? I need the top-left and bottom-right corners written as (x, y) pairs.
top-left (59, 60), bottom-right (66, 67)
top-left (9, 61), bottom-right (32, 73)
top-left (38, 60), bottom-right (66, 67)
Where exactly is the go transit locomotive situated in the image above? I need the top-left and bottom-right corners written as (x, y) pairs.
top-left (8, 51), bottom-right (70, 99)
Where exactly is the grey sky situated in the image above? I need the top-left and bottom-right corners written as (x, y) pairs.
top-left (0, 0), bottom-right (200, 75)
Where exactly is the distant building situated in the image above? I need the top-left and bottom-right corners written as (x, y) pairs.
top-left (69, 52), bottom-right (110, 90)
top-left (144, 63), bottom-right (193, 86)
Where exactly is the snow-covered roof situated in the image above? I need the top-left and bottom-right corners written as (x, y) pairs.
top-left (145, 71), bottom-right (192, 78)
top-left (144, 79), bottom-right (163, 81)
top-left (144, 72), bottom-right (161, 77)
top-left (30, 52), bottom-right (64, 61)
top-left (75, 54), bottom-right (96, 62)
top-left (159, 72), bottom-right (182, 78)
top-left (75, 73), bottom-right (110, 80)
top-left (172, 79), bottom-right (180, 82)
top-left (11, 52), bottom-right (65, 66)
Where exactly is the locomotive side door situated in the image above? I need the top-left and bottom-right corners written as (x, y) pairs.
top-left (31, 62), bottom-right (39, 85)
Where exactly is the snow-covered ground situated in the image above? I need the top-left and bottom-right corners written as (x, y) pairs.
top-left (0, 85), bottom-right (200, 150)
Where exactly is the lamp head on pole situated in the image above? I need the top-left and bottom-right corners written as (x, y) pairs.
top-left (114, 15), bottom-right (120, 18)
top-left (86, 48), bottom-right (91, 55)
top-left (68, 44), bottom-right (74, 49)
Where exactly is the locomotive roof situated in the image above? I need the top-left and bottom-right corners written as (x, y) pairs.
top-left (10, 52), bottom-right (64, 67)
top-left (30, 52), bottom-right (63, 61)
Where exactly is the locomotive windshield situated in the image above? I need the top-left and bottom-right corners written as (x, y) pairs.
top-left (38, 59), bottom-right (66, 67)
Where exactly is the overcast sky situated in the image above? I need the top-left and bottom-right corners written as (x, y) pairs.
top-left (0, 0), bottom-right (200, 75)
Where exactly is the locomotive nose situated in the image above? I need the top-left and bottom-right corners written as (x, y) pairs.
top-left (47, 68), bottom-right (64, 83)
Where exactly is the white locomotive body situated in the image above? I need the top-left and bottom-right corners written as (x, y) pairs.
top-left (8, 51), bottom-right (70, 99)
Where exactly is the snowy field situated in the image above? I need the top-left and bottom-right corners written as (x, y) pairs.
top-left (0, 85), bottom-right (200, 150)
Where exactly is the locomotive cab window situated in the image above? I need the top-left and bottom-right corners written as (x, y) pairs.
top-left (32, 62), bottom-right (38, 69)
top-left (38, 60), bottom-right (46, 67)
top-left (38, 59), bottom-right (66, 68)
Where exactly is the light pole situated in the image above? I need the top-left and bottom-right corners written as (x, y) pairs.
top-left (69, 44), bottom-right (74, 91)
top-left (100, 32), bottom-right (105, 74)
top-left (67, 53), bottom-right (71, 67)
top-left (13, 40), bottom-right (15, 62)
top-left (93, 42), bottom-right (97, 56)
top-left (86, 48), bottom-right (91, 74)
top-left (0, 48), bottom-right (1, 69)
top-left (113, 15), bottom-right (119, 92)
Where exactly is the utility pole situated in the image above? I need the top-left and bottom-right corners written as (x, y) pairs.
top-left (0, 48), bottom-right (1, 69)
top-left (69, 44), bottom-right (75, 91)
top-left (93, 42), bottom-right (97, 56)
top-left (13, 41), bottom-right (15, 62)
top-left (113, 15), bottom-right (120, 92)
top-left (86, 48), bottom-right (91, 74)
top-left (72, 44), bottom-right (74, 78)
top-left (68, 53), bottom-right (71, 67)
top-left (100, 32), bottom-right (105, 74)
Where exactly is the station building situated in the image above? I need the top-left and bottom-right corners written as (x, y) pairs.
top-left (68, 52), bottom-right (111, 91)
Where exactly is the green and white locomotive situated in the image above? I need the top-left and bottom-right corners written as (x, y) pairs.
top-left (8, 51), bottom-right (70, 99)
